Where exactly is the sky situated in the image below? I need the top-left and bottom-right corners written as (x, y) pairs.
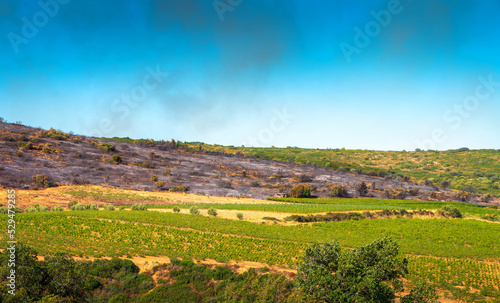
top-left (1, 0), bottom-right (499, 150)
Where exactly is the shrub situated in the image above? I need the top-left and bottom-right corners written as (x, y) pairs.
top-left (45, 128), bottom-right (69, 140)
top-left (236, 213), bottom-right (244, 220)
top-left (91, 140), bottom-right (115, 152)
top-left (461, 185), bottom-right (478, 194)
top-left (355, 182), bottom-right (368, 196)
top-left (329, 185), bottom-right (349, 198)
top-left (103, 204), bottom-right (115, 211)
top-left (38, 205), bottom-right (49, 212)
top-left (68, 201), bottom-right (78, 209)
top-left (481, 214), bottom-right (500, 222)
top-left (207, 208), bottom-right (218, 217)
top-left (169, 185), bottom-right (188, 193)
top-left (290, 184), bottom-right (314, 198)
top-left (52, 206), bottom-right (64, 211)
top-left (85, 203), bottom-right (99, 210)
top-left (32, 174), bottom-right (54, 189)
top-left (133, 162), bottom-right (155, 168)
top-left (151, 175), bottom-right (158, 182)
top-left (70, 204), bottom-right (85, 211)
top-left (131, 203), bottom-right (148, 211)
top-left (384, 188), bottom-right (408, 200)
top-left (250, 180), bottom-right (260, 187)
top-left (172, 206), bottom-right (181, 213)
top-left (111, 154), bottom-right (122, 164)
top-left (155, 181), bottom-right (165, 189)
top-left (437, 205), bottom-right (462, 218)
top-left (480, 194), bottom-right (492, 202)
top-left (440, 180), bottom-right (451, 188)
top-left (165, 168), bottom-right (171, 175)
top-left (189, 206), bottom-right (200, 215)
top-left (409, 187), bottom-right (420, 196)
top-left (293, 174), bottom-right (312, 182)
top-left (400, 281), bottom-right (439, 303)
top-left (217, 180), bottom-right (233, 189)
top-left (41, 145), bottom-right (51, 154)
top-left (25, 206), bottom-right (38, 213)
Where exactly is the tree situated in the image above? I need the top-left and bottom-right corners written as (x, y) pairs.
top-left (295, 237), bottom-right (408, 303)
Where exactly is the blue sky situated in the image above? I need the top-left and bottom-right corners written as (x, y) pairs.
top-left (1, 0), bottom-right (499, 150)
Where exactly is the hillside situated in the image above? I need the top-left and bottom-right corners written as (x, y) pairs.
top-left (1, 122), bottom-right (498, 205)
top-left (1, 122), bottom-right (494, 204)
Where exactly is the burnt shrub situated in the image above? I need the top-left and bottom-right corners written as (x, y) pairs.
top-left (250, 180), bottom-right (260, 187)
top-left (32, 174), bottom-right (54, 189)
top-left (217, 180), bottom-right (233, 189)
top-left (409, 187), bottom-right (420, 196)
top-left (384, 188), bottom-right (408, 200)
top-left (290, 184), bottom-right (315, 198)
top-left (355, 182), bottom-right (368, 197)
top-left (329, 185), bottom-right (349, 198)
top-left (133, 162), bottom-right (155, 168)
top-left (440, 180), bottom-right (451, 188)
top-left (293, 174), bottom-right (313, 182)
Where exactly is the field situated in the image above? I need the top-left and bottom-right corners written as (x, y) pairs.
top-left (3, 185), bottom-right (500, 302)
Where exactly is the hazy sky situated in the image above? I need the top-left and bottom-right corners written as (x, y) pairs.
top-left (1, 0), bottom-right (499, 150)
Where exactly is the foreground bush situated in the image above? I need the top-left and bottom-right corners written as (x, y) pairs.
top-left (296, 237), bottom-right (437, 303)
top-left (172, 206), bottom-right (181, 213)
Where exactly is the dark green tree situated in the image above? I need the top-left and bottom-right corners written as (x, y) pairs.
top-left (296, 237), bottom-right (408, 303)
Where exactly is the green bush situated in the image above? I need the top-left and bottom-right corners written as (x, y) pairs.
top-left (32, 174), bottom-right (54, 189)
top-left (131, 203), bottom-right (148, 211)
top-left (165, 168), bottom-right (171, 175)
top-left (169, 185), bottom-right (188, 193)
top-left (296, 237), bottom-right (408, 303)
top-left (85, 203), bottom-right (99, 210)
top-left (111, 154), bottom-right (122, 164)
top-left (329, 185), bottom-right (349, 197)
top-left (290, 184), bottom-right (314, 198)
top-left (207, 208), bottom-right (218, 217)
top-left (400, 281), bottom-right (439, 303)
top-left (103, 204), bottom-right (116, 211)
top-left (236, 213), bottom-right (244, 220)
top-left (437, 205), bottom-right (462, 218)
top-left (172, 206), bottom-right (181, 213)
top-left (51, 206), bottom-right (64, 212)
top-left (68, 201), bottom-right (78, 209)
top-left (70, 204), bottom-right (85, 211)
top-left (189, 206), bottom-right (200, 215)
